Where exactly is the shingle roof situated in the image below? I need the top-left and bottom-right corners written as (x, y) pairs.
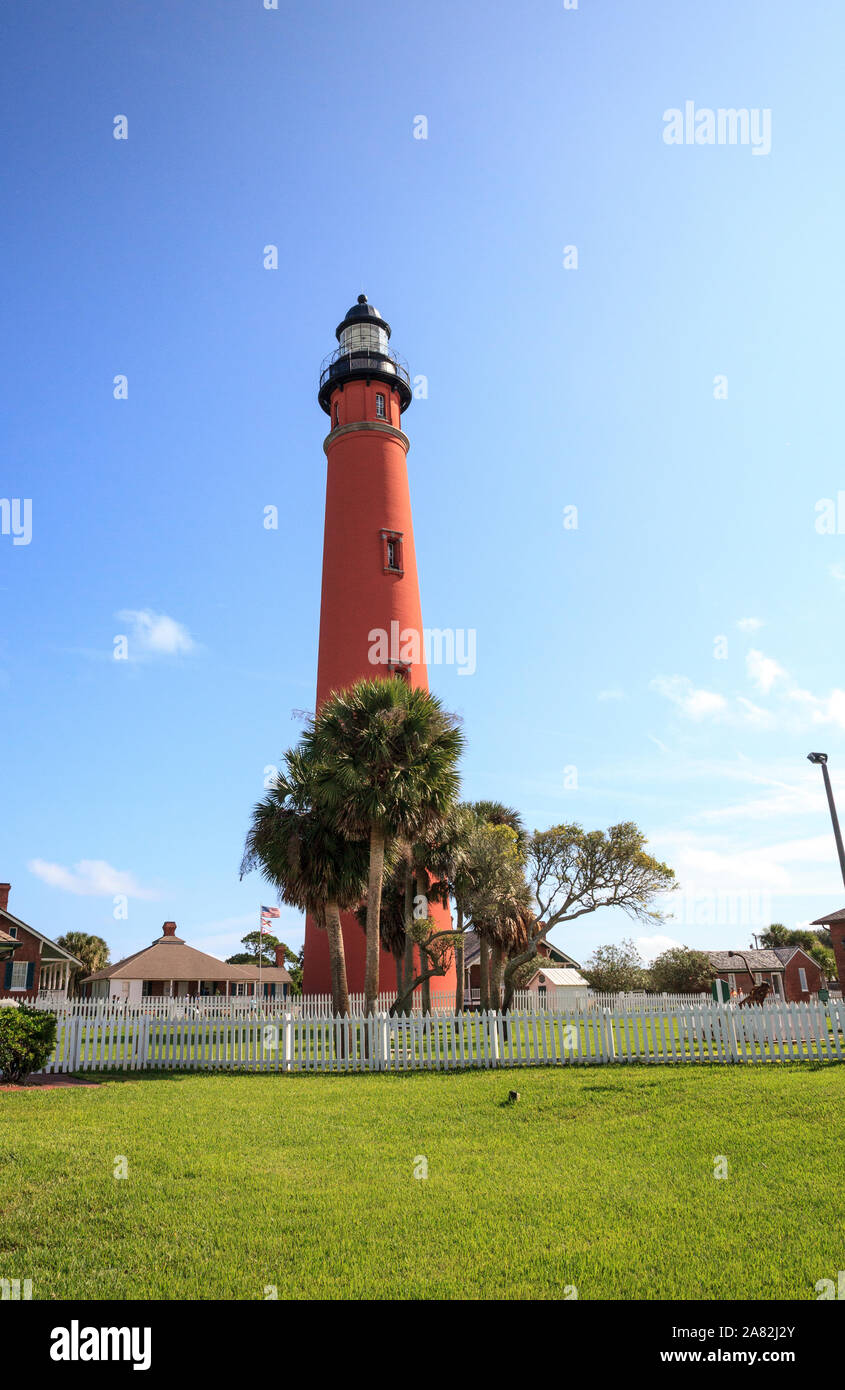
top-left (236, 964), bottom-right (292, 985)
top-left (84, 932), bottom-right (258, 983)
top-left (708, 950), bottom-right (784, 972)
top-left (811, 907), bottom-right (845, 924)
top-left (461, 930), bottom-right (580, 970)
top-left (772, 945), bottom-right (820, 966)
top-left (0, 908), bottom-right (82, 964)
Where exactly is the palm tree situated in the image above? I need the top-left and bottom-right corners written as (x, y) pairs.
top-left (462, 818), bottom-right (532, 1009)
top-left (354, 860), bottom-right (408, 999)
top-left (240, 748), bottom-right (370, 1017)
top-left (407, 804), bottom-right (476, 1013)
top-left (305, 677), bottom-right (464, 1014)
top-left (471, 800), bottom-right (527, 852)
top-left (56, 933), bottom-right (110, 996)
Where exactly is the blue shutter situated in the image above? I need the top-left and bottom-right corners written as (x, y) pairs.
top-left (3, 961), bottom-right (11, 989)
top-left (25, 961), bottom-right (35, 989)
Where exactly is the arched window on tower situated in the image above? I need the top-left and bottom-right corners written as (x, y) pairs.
top-left (375, 392), bottom-right (386, 419)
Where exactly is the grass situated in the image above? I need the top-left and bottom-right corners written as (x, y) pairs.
top-left (1, 1064), bottom-right (843, 1300)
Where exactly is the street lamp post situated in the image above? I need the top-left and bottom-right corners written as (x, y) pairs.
top-left (807, 753), bottom-right (845, 892)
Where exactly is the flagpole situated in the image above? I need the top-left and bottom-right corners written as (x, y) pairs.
top-left (258, 907), bottom-right (263, 1005)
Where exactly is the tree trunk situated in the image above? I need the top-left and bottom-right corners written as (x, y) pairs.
top-left (491, 941), bottom-right (504, 1009)
top-left (400, 859), bottom-right (415, 1017)
top-left (365, 825), bottom-right (386, 1014)
top-left (324, 900), bottom-right (350, 1018)
top-left (479, 935), bottom-right (490, 1012)
top-left (501, 923), bottom-right (550, 1013)
top-left (454, 906), bottom-right (465, 1013)
top-left (420, 875), bottom-right (432, 1017)
top-left (392, 947), bottom-right (404, 1003)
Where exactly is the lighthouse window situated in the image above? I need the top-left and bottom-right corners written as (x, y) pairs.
top-left (375, 393), bottom-right (386, 419)
top-left (381, 529), bottom-right (404, 574)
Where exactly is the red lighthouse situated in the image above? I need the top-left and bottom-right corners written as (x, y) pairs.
top-left (302, 295), bottom-right (456, 1000)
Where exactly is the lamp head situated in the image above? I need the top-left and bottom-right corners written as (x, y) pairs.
top-left (808, 752), bottom-right (829, 765)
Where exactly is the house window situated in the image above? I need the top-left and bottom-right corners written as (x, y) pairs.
top-left (8, 927), bottom-right (17, 938)
top-left (11, 961), bottom-right (29, 991)
top-left (799, 967), bottom-right (808, 992)
top-left (375, 392), bottom-right (386, 419)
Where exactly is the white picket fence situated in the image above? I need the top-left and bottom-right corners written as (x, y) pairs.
top-left (38, 1000), bottom-right (845, 1074)
top-left (588, 991), bottom-right (711, 1011)
top-left (36, 989), bottom-right (540, 1021)
top-left (37, 988), bottom-right (828, 1024)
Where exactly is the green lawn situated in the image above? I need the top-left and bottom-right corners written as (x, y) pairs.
top-left (1, 1065), bottom-right (843, 1300)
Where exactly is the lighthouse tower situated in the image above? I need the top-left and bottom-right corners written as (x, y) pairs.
top-left (302, 295), bottom-right (456, 999)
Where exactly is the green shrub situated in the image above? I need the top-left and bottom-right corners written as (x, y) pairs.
top-left (0, 1004), bottom-right (58, 1083)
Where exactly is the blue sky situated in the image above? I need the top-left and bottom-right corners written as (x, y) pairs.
top-left (3, 0), bottom-right (845, 971)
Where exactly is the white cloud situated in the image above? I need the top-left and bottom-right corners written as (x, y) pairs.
top-left (736, 617), bottom-right (763, 632)
top-left (735, 696), bottom-right (775, 728)
top-left (787, 686), bottom-right (845, 730)
top-left (116, 609), bottom-right (197, 660)
top-left (650, 676), bottom-right (728, 721)
top-left (28, 858), bottom-right (159, 899)
top-left (636, 934), bottom-right (683, 963)
top-left (651, 648), bottom-right (845, 734)
top-left (746, 648), bottom-right (785, 695)
top-left (652, 828), bottom-right (844, 900)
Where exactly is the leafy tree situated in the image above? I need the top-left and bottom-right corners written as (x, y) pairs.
top-left (286, 943), bottom-right (305, 995)
top-left (228, 932), bottom-right (281, 968)
top-left (581, 939), bottom-right (648, 993)
top-left (305, 678), bottom-right (464, 1013)
top-left (56, 932), bottom-right (110, 996)
top-left (227, 940), bottom-right (299, 969)
top-left (759, 922), bottom-right (833, 974)
top-left (647, 945), bottom-right (712, 993)
top-left (500, 822), bottom-right (676, 1010)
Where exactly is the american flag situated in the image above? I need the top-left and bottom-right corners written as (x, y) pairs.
top-left (260, 905), bottom-right (281, 934)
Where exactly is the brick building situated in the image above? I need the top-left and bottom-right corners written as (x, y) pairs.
top-left (811, 908), bottom-right (845, 991)
top-left (0, 882), bottom-right (82, 1001)
top-left (706, 948), bottom-right (825, 1003)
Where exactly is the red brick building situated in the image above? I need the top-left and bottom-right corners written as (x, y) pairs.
top-left (0, 882), bottom-right (81, 1001)
top-left (706, 948), bottom-right (825, 1003)
top-left (772, 946), bottom-right (826, 1001)
top-left (811, 908), bottom-right (845, 990)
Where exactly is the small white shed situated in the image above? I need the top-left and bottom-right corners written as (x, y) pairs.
top-left (529, 966), bottom-right (589, 1010)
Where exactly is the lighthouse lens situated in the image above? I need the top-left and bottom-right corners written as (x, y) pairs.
top-left (340, 322), bottom-right (389, 355)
